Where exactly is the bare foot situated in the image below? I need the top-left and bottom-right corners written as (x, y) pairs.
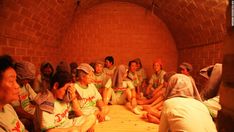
top-left (141, 112), bottom-right (148, 119)
top-left (125, 102), bottom-right (133, 110)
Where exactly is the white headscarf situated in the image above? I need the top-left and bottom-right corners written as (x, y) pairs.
top-left (165, 74), bottom-right (202, 101)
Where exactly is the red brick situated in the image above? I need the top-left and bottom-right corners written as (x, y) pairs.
top-left (4, 0), bottom-right (21, 12)
top-left (0, 37), bottom-right (7, 45)
top-left (23, 18), bottom-right (34, 28)
top-left (19, 0), bottom-right (38, 8)
top-left (33, 23), bottom-right (42, 30)
top-left (15, 48), bottom-right (26, 56)
top-left (22, 56), bottom-right (31, 61)
top-left (1, 47), bottom-right (15, 55)
top-left (20, 8), bottom-right (32, 17)
top-left (9, 13), bottom-right (24, 23)
top-left (7, 39), bottom-right (22, 47)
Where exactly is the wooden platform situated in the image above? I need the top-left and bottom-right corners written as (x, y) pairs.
top-left (95, 105), bottom-right (158, 132)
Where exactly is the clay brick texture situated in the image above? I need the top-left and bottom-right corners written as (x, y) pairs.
top-left (0, 0), bottom-right (76, 69)
top-left (60, 1), bottom-right (178, 75)
top-left (0, 0), bottom-right (227, 89)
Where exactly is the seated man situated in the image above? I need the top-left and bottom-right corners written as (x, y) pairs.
top-left (37, 71), bottom-right (96, 132)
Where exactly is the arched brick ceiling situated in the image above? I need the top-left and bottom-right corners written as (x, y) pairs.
top-left (76, 0), bottom-right (228, 49)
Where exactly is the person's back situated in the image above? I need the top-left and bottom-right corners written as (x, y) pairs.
top-left (159, 73), bottom-right (217, 132)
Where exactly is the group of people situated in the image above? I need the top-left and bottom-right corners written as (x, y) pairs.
top-left (0, 55), bottom-right (220, 132)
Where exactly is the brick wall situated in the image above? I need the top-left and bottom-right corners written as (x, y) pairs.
top-left (60, 1), bottom-right (178, 76)
top-left (0, 0), bottom-right (76, 70)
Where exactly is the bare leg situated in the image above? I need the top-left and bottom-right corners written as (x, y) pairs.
top-left (147, 113), bottom-right (160, 124)
top-left (125, 89), bottom-right (132, 102)
top-left (103, 88), bottom-right (112, 105)
top-left (137, 88), bottom-right (164, 105)
top-left (150, 96), bottom-right (164, 107)
top-left (79, 114), bottom-right (96, 132)
top-left (148, 108), bottom-right (161, 117)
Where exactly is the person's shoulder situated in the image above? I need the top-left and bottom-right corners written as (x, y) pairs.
top-left (161, 70), bottom-right (166, 75)
top-left (4, 104), bottom-right (14, 110)
top-left (88, 83), bottom-right (98, 90)
top-left (3, 104), bottom-right (17, 115)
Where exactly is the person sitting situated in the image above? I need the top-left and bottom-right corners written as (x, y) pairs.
top-left (93, 61), bottom-right (109, 96)
top-left (134, 58), bottom-right (148, 98)
top-left (37, 70), bottom-right (96, 132)
top-left (103, 56), bottom-right (116, 80)
top-left (146, 59), bottom-right (166, 97)
top-left (75, 63), bottom-right (110, 122)
top-left (159, 73), bottom-right (217, 132)
top-left (179, 62), bottom-right (195, 83)
top-left (11, 61), bottom-right (37, 131)
top-left (104, 65), bottom-right (142, 115)
top-left (33, 62), bottom-right (54, 93)
top-left (0, 55), bottom-right (27, 132)
top-left (137, 59), bottom-right (166, 105)
top-left (127, 60), bottom-right (141, 98)
top-left (141, 72), bottom-right (176, 124)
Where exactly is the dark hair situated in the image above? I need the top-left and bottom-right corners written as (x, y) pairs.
top-left (128, 60), bottom-right (137, 67)
top-left (40, 62), bottom-right (54, 74)
top-left (56, 61), bottom-right (70, 73)
top-left (0, 55), bottom-right (15, 81)
top-left (134, 58), bottom-right (142, 68)
top-left (105, 56), bottom-right (114, 65)
top-left (50, 71), bottom-right (72, 90)
top-left (70, 62), bottom-right (78, 70)
top-left (207, 67), bottom-right (214, 77)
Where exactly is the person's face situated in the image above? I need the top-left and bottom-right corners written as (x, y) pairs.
top-left (81, 71), bottom-right (94, 85)
top-left (129, 62), bottom-right (137, 72)
top-left (180, 68), bottom-right (189, 76)
top-left (0, 68), bottom-right (20, 104)
top-left (43, 66), bottom-right (53, 76)
top-left (136, 63), bottom-right (141, 70)
top-left (95, 64), bottom-right (103, 74)
top-left (105, 60), bottom-right (112, 68)
top-left (153, 62), bottom-right (161, 72)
